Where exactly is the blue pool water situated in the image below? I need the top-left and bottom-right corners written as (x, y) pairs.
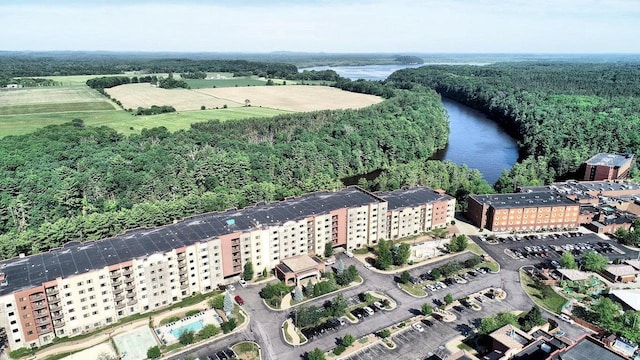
top-left (170, 320), bottom-right (204, 338)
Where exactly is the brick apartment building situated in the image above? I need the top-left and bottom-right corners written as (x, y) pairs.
top-left (0, 186), bottom-right (452, 351)
top-left (583, 153), bottom-right (634, 181)
top-left (467, 192), bottom-right (580, 232)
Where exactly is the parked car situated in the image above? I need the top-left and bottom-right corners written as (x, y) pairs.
top-left (363, 306), bottom-right (374, 316)
top-left (412, 322), bottom-right (425, 332)
top-left (373, 301), bottom-right (385, 311)
top-left (344, 251), bottom-right (354, 258)
top-left (234, 295), bottom-right (244, 306)
top-left (226, 284), bottom-right (236, 292)
top-left (238, 279), bottom-right (247, 288)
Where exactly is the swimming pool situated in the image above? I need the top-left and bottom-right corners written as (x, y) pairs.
top-left (170, 319), bottom-right (204, 338)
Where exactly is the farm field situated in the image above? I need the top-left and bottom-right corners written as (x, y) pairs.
top-left (106, 84), bottom-right (382, 112)
top-left (0, 86), bottom-right (117, 116)
top-left (198, 85), bottom-right (383, 111)
top-left (185, 78), bottom-right (267, 88)
top-left (0, 107), bottom-right (288, 138)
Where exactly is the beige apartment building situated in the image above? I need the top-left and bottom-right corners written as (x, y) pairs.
top-left (0, 186), bottom-right (452, 351)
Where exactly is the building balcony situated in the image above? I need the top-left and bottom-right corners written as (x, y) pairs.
top-left (53, 321), bottom-right (65, 328)
top-left (113, 287), bottom-right (124, 295)
top-left (115, 302), bottom-right (126, 310)
top-left (35, 317), bottom-right (50, 326)
top-left (49, 304), bottom-right (61, 312)
top-left (51, 312), bottom-right (64, 320)
top-left (35, 311), bottom-right (49, 318)
top-left (180, 276), bottom-right (187, 282)
top-left (177, 253), bottom-right (186, 259)
top-left (32, 302), bottom-right (47, 310)
top-left (110, 271), bottom-right (121, 279)
top-left (125, 284), bottom-right (135, 291)
top-left (179, 268), bottom-right (187, 275)
top-left (127, 299), bottom-right (137, 306)
top-left (29, 293), bottom-right (44, 302)
top-left (47, 295), bottom-right (60, 304)
top-left (126, 292), bottom-right (136, 299)
top-left (180, 283), bottom-right (188, 289)
top-left (122, 268), bottom-right (133, 275)
top-left (112, 280), bottom-right (122, 286)
top-left (37, 326), bottom-right (52, 335)
top-left (123, 277), bottom-right (134, 284)
top-left (115, 295), bottom-right (125, 302)
top-left (45, 287), bottom-right (59, 296)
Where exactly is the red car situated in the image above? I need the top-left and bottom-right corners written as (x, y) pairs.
top-left (234, 295), bottom-right (244, 306)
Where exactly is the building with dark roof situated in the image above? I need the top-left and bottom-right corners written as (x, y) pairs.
top-left (0, 185), bottom-right (452, 351)
top-left (377, 187), bottom-right (455, 239)
top-left (467, 192), bottom-right (580, 232)
top-left (584, 153), bottom-right (634, 181)
top-left (551, 335), bottom-right (627, 360)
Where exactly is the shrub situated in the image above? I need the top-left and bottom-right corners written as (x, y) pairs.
top-left (378, 329), bottom-right (391, 338)
top-left (185, 309), bottom-right (201, 317)
top-left (147, 346), bottom-right (161, 359)
top-left (179, 330), bottom-right (195, 345)
top-left (333, 345), bottom-right (346, 355)
top-left (221, 318), bottom-right (237, 334)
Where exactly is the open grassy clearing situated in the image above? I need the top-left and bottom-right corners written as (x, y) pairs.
top-left (36, 73), bottom-right (172, 87)
top-left (0, 101), bottom-right (115, 115)
top-left (185, 78), bottom-right (267, 88)
top-left (0, 107), bottom-right (288, 138)
top-left (0, 87), bottom-right (107, 105)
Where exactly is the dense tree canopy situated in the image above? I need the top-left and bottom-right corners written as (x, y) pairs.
top-left (387, 63), bottom-right (640, 187)
top-left (0, 88), bottom-right (458, 257)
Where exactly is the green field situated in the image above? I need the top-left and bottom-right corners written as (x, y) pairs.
top-left (185, 78), bottom-right (267, 88)
top-left (39, 73), bottom-right (172, 87)
top-left (0, 101), bottom-right (115, 115)
top-left (0, 107), bottom-right (289, 137)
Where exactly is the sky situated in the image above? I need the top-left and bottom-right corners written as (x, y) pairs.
top-left (1, 0), bottom-right (639, 53)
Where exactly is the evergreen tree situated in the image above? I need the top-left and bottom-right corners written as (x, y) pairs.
top-left (336, 259), bottom-right (345, 276)
top-left (294, 285), bottom-right (304, 302)
top-left (223, 291), bottom-right (235, 316)
top-left (243, 261), bottom-right (254, 280)
top-left (305, 280), bottom-right (315, 297)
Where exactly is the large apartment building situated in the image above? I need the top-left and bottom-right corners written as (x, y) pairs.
top-left (467, 192), bottom-right (580, 232)
top-left (0, 186), bottom-right (450, 351)
top-left (378, 187), bottom-right (455, 239)
top-left (583, 153), bottom-right (634, 181)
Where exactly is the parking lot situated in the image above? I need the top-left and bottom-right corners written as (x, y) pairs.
top-left (344, 287), bottom-right (511, 360)
top-left (475, 232), bottom-right (639, 270)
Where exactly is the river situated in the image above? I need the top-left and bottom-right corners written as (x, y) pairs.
top-left (302, 64), bottom-right (519, 184)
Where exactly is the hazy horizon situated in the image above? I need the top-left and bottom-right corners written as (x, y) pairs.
top-left (1, 0), bottom-right (639, 54)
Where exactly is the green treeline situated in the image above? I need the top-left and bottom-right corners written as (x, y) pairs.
top-left (0, 89), bottom-right (460, 258)
top-left (135, 105), bottom-right (176, 116)
top-left (181, 71), bottom-right (207, 79)
top-left (86, 76), bottom-right (134, 89)
top-left (0, 56), bottom-right (298, 78)
top-left (387, 63), bottom-right (640, 189)
top-left (286, 70), bottom-right (340, 81)
top-left (0, 77), bottom-right (59, 87)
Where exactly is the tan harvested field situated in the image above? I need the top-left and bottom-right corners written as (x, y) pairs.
top-left (106, 83), bottom-right (236, 111)
top-left (0, 87), bottom-right (108, 105)
top-left (197, 86), bottom-right (383, 111)
top-left (105, 84), bottom-right (383, 112)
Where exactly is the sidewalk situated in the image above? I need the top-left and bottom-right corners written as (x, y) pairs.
top-left (31, 298), bottom-right (215, 360)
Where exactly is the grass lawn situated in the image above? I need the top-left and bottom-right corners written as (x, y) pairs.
top-left (0, 101), bottom-right (115, 115)
top-left (0, 107), bottom-right (289, 138)
top-left (36, 73), bottom-right (172, 87)
top-left (481, 261), bottom-right (500, 273)
top-left (185, 78), bottom-right (267, 88)
top-left (231, 341), bottom-right (260, 360)
top-left (467, 242), bottom-right (485, 256)
top-left (520, 269), bottom-right (567, 313)
top-left (398, 282), bottom-right (427, 297)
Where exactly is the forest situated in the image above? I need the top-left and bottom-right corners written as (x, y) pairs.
top-left (0, 55), bottom-right (298, 78)
top-left (387, 63), bottom-right (640, 189)
top-left (0, 88), bottom-right (496, 258)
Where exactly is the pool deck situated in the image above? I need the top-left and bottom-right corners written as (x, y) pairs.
top-left (155, 308), bottom-right (224, 344)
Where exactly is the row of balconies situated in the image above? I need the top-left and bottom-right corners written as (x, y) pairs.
top-left (29, 293), bottom-right (44, 302)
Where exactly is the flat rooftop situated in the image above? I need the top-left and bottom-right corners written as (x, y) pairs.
top-left (610, 289), bottom-right (640, 311)
top-left (0, 186), bottom-right (383, 296)
top-left (490, 324), bottom-right (532, 350)
top-left (280, 255), bottom-right (322, 273)
top-left (471, 192), bottom-right (577, 209)
top-left (585, 153), bottom-right (633, 168)
top-left (555, 336), bottom-right (626, 360)
top-left (377, 187), bottom-right (453, 210)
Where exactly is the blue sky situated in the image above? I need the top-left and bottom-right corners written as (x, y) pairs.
top-left (1, 0), bottom-right (639, 53)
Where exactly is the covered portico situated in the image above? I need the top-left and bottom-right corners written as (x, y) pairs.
top-left (274, 255), bottom-right (326, 286)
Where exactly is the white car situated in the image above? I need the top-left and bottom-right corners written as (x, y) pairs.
top-left (238, 279), bottom-right (247, 288)
top-left (363, 306), bottom-right (374, 316)
top-left (226, 284), bottom-right (236, 292)
top-left (559, 314), bottom-right (574, 324)
top-left (412, 323), bottom-right (425, 332)
top-left (373, 301), bottom-right (384, 310)
top-left (345, 251), bottom-right (354, 258)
